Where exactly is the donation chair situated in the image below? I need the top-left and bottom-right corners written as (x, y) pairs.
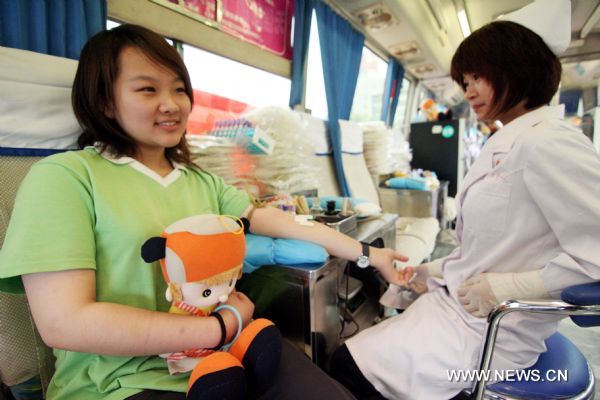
top-left (466, 282), bottom-right (600, 400)
top-left (0, 45), bottom-right (81, 399)
top-left (0, 154), bottom-right (57, 399)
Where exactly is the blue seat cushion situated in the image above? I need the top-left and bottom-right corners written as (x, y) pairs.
top-left (561, 281), bottom-right (600, 327)
top-left (384, 177), bottom-right (428, 190)
top-left (488, 332), bottom-right (591, 399)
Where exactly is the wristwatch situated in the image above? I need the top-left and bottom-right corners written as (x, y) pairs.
top-left (356, 242), bottom-right (370, 268)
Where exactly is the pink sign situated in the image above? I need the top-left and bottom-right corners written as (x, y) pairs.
top-left (164, 0), bottom-right (293, 59)
top-left (222, 0), bottom-right (293, 59)
top-left (166, 0), bottom-right (218, 23)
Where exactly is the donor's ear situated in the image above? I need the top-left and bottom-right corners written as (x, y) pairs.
top-left (141, 237), bottom-right (167, 263)
top-left (103, 101), bottom-right (115, 119)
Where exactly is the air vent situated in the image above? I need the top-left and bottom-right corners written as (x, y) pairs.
top-left (390, 41), bottom-right (421, 60)
top-left (353, 3), bottom-right (398, 31)
top-left (410, 64), bottom-right (436, 75)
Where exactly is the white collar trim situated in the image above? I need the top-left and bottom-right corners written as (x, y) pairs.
top-left (484, 105), bottom-right (565, 153)
top-left (87, 145), bottom-right (188, 187)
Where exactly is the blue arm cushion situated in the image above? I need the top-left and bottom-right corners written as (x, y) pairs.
top-left (561, 281), bottom-right (600, 327)
top-left (488, 332), bottom-right (591, 399)
top-left (243, 234), bottom-right (328, 273)
top-left (385, 177), bottom-right (428, 191)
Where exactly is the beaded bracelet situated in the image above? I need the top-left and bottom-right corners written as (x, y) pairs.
top-left (214, 304), bottom-right (243, 350)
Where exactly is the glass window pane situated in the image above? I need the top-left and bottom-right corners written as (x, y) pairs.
top-left (305, 12), bottom-right (387, 122)
top-left (393, 77), bottom-right (412, 134)
top-left (305, 11), bottom-right (328, 119)
top-left (182, 44), bottom-right (290, 108)
top-left (107, 19), bottom-right (120, 29)
top-left (350, 47), bottom-right (387, 122)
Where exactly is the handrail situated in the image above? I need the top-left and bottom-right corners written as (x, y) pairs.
top-left (471, 299), bottom-right (600, 400)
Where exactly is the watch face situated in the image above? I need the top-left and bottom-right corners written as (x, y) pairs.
top-left (357, 255), bottom-right (369, 268)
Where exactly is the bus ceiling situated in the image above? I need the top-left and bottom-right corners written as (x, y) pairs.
top-left (329, 0), bottom-right (600, 96)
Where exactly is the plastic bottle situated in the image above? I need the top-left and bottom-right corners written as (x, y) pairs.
top-left (310, 197), bottom-right (323, 216)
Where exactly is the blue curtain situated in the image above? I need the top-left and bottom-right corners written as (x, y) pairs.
top-left (0, 0), bottom-right (106, 60)
top-left (315, 2), bottom-right (364, 196)
top-left (289, 0), bottom-right (314, 109)
top-left (381, 59), bottom-right (405, 126)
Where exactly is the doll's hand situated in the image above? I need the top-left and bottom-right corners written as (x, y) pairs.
top-left (221, 290), bottom-right (254, 339)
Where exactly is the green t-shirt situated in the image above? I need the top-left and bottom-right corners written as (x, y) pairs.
top-left (0, 148), bottom-right (250, 399)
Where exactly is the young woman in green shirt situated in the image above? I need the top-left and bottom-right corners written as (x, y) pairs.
top-left (0, 24), bottom-right (408, 400)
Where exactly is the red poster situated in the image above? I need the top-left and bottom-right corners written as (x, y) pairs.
top-left (159, 0), bottom-right (293, 59)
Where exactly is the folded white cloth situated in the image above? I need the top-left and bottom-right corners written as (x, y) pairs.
top-left (339, 119), bottom-right (364, 154)
top-left (444, 196), bottom-right (457, 222)
top-left (394, 217), bottom-right (439, 268)
top-left (0, 46), bottom-right (81, 149)
top-left (342, 153), bottom-right (380, 204)
top-left (296, 112), bottom-right (331, 155)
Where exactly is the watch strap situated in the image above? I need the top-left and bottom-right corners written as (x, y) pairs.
top-left (360, 242), bottom-right (370, 259)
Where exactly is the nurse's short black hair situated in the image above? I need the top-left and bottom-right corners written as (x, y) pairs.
top-left (450, 21), bottom-right (561, 118)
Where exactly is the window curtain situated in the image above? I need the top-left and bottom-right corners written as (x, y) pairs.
top-left (289, 0), bottom-right (314, 109)
top-left (381, 59), bottom-right (405, 126)
top-left (315, 2), bottom-right (364, 196)
top-left (0, 0), bottom-right (106, 60)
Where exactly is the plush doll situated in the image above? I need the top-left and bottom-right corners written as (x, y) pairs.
top-left (141, 214), bottom-right (282, 400)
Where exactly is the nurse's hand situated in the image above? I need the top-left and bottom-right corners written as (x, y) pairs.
top-left (458, 270), bottom-right (549, 318)
top-left (457, 274), bottom-right (496, 318)
top-left (370, 247), bottom-right (409, 287)
top-left (399, 265), bottom-right (429, 294)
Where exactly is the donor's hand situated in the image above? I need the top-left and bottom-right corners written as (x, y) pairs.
top-left (399, 265), bottom-right (430, 294)
top-left (370, 247), bottom-right (409, 287)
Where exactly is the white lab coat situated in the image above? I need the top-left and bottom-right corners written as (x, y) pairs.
top-left (346, 106), bottom-right (600, 400)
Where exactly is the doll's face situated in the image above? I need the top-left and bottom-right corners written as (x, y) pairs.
top-left (179, 278), bottom-right (238, 308)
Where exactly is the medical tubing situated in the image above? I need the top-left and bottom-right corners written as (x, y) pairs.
top-left (214, 304), bottom-right (243, 350)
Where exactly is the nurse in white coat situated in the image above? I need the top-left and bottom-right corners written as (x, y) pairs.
top-left (329, 1), bottom-right (600, 399)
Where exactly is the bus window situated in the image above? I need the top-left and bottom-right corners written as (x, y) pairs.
top-left (305, 12), bottom-right (327, 119)
top-left (107, 19), bottom-right (120, 29)
top-left (306, 11), bottom-right (388, 123)
top-left (392, 77), bottom-right (412, 135)
top-left (350, 47), bottom-right (387, 122)
top-left (182, 43), bottom-right (290, 109)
